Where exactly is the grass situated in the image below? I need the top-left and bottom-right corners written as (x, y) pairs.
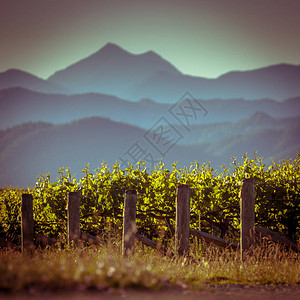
top-left (0, 236), bottom-right (300, 293)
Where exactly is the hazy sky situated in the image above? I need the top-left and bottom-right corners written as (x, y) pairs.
top-left (1, 0), bottom-right (300, 79)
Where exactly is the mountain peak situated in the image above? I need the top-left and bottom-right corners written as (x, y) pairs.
top-left (96, 43), bottom-right (131, 56)
top-left (102, 42), bottom-right (123, 50)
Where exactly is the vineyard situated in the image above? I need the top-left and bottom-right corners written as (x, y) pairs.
top-left (1, 154), bottom-right (300, 248)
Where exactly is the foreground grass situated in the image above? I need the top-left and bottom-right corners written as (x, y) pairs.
top-left (1, 239), bottom-right (300, 293)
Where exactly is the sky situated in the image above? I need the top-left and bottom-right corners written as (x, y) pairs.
top-left (1, 0), bottom-right (300, 79)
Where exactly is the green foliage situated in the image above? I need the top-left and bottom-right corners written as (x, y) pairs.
top-left (0, 154), bottom-right (299, 245)
top-left (0, 188), bottom-right (23, 244)
top-left (32, 168), bottom-right (78, 238)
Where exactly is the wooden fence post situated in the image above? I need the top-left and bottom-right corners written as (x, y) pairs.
top-left (67, 191), bottom-right (81, 246)
top-left (176, 184), bottom-right (190, 256)
top-left (122, 190), bottom-right (137, 257)
top-left (240, 178), bottom-right (255, 259)
top-left (21, 194), bottom-right (34, 254)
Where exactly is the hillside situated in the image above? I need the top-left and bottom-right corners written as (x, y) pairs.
top-left (0, 115), bottom-right (299, 187)
top-left (0, 117), bottom-right (144, 187)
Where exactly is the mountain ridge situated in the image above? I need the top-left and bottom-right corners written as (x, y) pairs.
top-left (1, 87), bottom-right (300, 130)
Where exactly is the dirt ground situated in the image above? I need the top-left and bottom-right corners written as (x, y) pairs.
top-left (1, 285), bottom-right (300, 300)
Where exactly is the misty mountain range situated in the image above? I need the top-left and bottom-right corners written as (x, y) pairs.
top-left (0, 43), bottom-right (299, 187)
top-left (1, 43), bottom-right (300, 101)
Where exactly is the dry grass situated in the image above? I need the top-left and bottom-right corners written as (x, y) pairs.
top-left (0, 237), bottom-right (299, 293)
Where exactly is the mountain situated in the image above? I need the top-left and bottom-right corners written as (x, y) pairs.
top-left (48, 43), bottom-right (181, 97)
top-left (0, 69), bottom-right (68, 94)
top-left (1, 87), bottom-right (300, 130)
top-left (46, 43), bottom-right (300, 101)
top-left (0, 115), bottom-right (299, 187)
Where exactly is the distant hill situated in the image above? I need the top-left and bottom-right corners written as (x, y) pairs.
top-left (0, 115), bottom-right (299, 187)
top-left (175, 112), bottom-right (300, 144)
top-left (0, 69), bottom-right (68, 94)
top-left (45, 43), bottom-right (300, 101)
top-left (1, 87), bottom-right (300, 130)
